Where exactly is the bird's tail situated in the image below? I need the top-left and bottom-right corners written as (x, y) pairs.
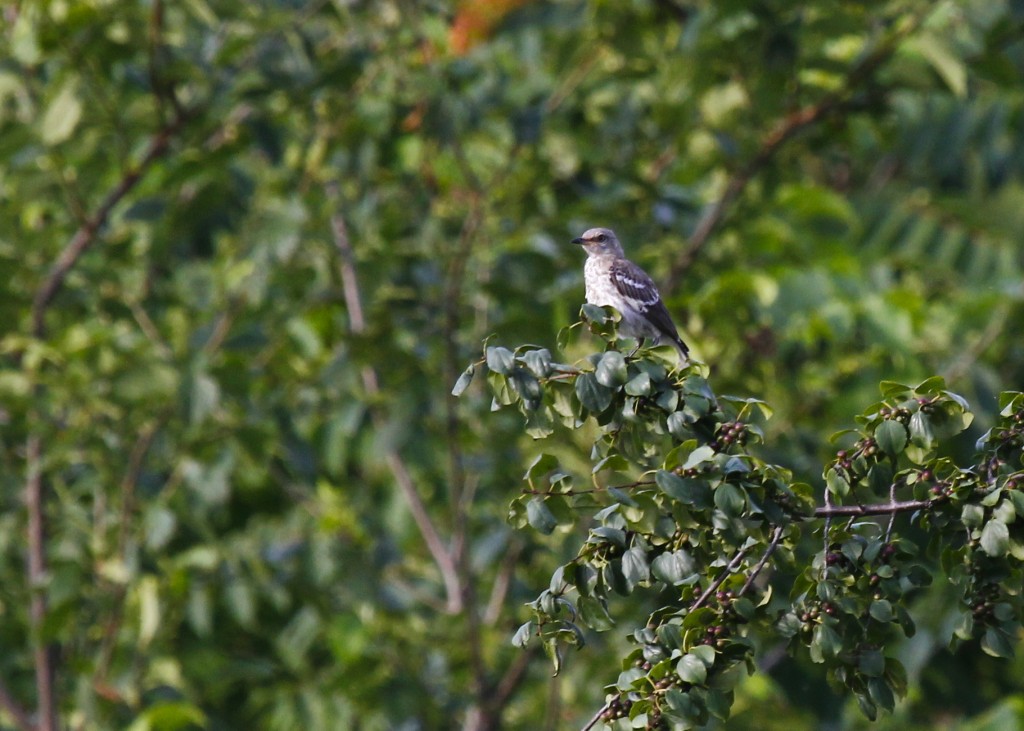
top-left (672, 335), bottom-right (690, 364)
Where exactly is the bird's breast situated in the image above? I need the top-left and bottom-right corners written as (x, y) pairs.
top-left (583, 257), bottom-right (617, 306)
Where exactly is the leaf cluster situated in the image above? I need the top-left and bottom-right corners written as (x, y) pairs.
top-left (468, 310), bottom-right (1024, 729)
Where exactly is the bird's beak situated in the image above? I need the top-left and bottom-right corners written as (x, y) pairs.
top-left (571, 237), bottom-right (584, 245)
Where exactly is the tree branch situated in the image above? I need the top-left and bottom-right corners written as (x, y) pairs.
top-left (665, 14), bottom-right (928, 291)
top-left (31, 109), bottom-right (189, 338)
top-left (813, 498), bottom-right (933, 518)
top-left (325, 188), bottom-right (463, 613)
top-left (740, 525), bottom-right (785, 596)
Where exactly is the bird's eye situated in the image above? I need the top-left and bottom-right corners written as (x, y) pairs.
top-left (596, 234), bottom-right (606, 242)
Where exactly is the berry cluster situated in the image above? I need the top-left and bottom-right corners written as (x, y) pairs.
top-left (833, 436), bottom-right (879, 477)
top-left (797, 600), bottom-right (838, 632)
top-left (711, 421), bottom-right (748, 451)
top-left (878, 405), bottom-right (911, 422)
top-left (969, 583), bottom-right (1004, 623)
top-left (599, 695), bottom-right (633, 722)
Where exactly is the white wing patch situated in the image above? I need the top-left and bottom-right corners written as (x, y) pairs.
top-left (611, 259), bottom-right (661, 308)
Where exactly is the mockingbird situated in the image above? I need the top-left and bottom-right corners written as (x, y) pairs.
top-left (572, 227), bottom-right (689, 361)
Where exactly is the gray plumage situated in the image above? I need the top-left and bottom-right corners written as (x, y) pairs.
top-left (572, 227), bottom-right (689, 362)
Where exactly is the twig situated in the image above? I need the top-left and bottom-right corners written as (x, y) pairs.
top-left (884, 480), bottom-right (898, 543)
top-left (31, 109), bottom-right (189, 338)
top-left (690, 547), bottom-right (750, 613)
top-left (665, 13), bottom-right (930, 291)
top-left (580, 702), bottom-right (609, 731)
top-left (740, 525), bottom-right (785, 596)
top-left (483, 536), bottom-right (523, 625)
top-left (325, 186), bottom-right (463, 613)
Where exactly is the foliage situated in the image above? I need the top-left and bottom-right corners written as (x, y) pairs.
top-left (1, 0), bottom-right (1024, 730)
top-left (474, 309), bottom-right (1024, 729)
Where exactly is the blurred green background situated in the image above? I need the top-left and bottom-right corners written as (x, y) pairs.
top-left (2, 0), bottom-right (1024, 728)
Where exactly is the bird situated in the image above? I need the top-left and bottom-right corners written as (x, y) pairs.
top-left (572, 227), bottom-right (689, 362)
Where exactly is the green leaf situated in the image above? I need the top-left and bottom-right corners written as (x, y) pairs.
top-left (810, 624), bottom-right (841, 662)
top-left (825, 468), bottom-right (849, 498)
top-left (676, 653), bottom-right (708, 684)
top-left (962, 504), bottom-right (984, 529)
top-left (621, 546), bottom-right (650, 591)
top-left (41, 81), bottom-right (83, 145)
top-left (908, 411), bottom-right (934, 448)
top-left (867, 677), bottom-right (895, 712)
top-left (137, 576), bottom-right (160, 648)
top-left (226, 580), bottom-right (256, 629)
top-left (452, 363), bottom-right (476, 396)
top-left (651, 550), bottom-right (697, 586)
top-left (512, 621), bottom-right (535, 648)
top-left (980, 519), bottom-right (1009, 557)
top-left (126, 701), bottom-right (207, 731)
top-left (656, 470), bottom-right (711, 507)
top-left (526, 498), bottom-right (558, 535)
top-left (582, 303), bottom-right (609, 324)
top-left (911, 33), bottom-right (967, 97)
top-left (577, 596), bottom-right (615, 631)
top-left (859, 648), bottom-right (885, 677)
top-left (981, 627), bottom-right (1014, 658)
top-left (188, 370), bottom-right (220, 426)
top-left (713, 483), bottom-right (745, 517)
top-left (625, 371), bottom-right (652, 396)
top-left (682, 445), bottom-right (715, 470)
top-left (576, 372), bottom-right (613, 413)
top-left (617, 666), bottom-right (645, 691)
top-left (486, 346), bottom-right (515, 375)
top-left (521, 348), bottom-right (553, 378)
top-left (856, 693), bottom-right (878, 722)
top-left (596, 351), bottom-right (628, 387)
top-left (144, 506), bottom-right (177, 551)
top-left (869, 599), bottom-right (893, 623)
top-left (874, 420), bottom-right (907, 457)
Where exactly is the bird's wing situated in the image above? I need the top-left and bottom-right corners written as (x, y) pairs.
top-left (610, 258), bottom-right (661, 307)
top-left (611, 258), bottom-right (687, 352)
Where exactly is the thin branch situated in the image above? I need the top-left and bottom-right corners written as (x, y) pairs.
top-left (822, 487), bottom-right (834, 580)
top-left (483, 536), bottom-right (523, 625)
top-left (580, 702), bottom-right (609, 731)
top-left (26, 433), bottom-right (56, 731)
top-left (31, 109), bottom-right (189, 338)
top-left (486, 647), bottom-right (537, 726)
top-left (690, 547), bottom-right (750, 613)
top-left (325, 187), bottom-right (463, 613)
top-left (813, 498), bottom-right (933, 518)
top-left (884, 480), bottom-right (898, 543)
top-left (740, 525), bottom-right (785, 596)
top-left (0, 678), bottom-right (34, 731)
top-left (665, 13), bottom-right (929, 291)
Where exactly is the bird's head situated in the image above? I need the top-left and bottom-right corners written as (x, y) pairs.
top-left (572, 227), bottom-right (625, 258)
